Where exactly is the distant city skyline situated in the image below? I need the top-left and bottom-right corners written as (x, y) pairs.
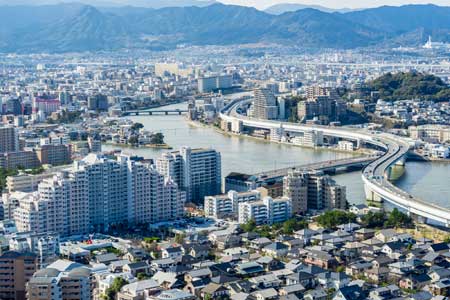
top-left (218, 0), bottom-right (450, 9)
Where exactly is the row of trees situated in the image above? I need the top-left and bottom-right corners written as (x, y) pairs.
top-left (240, 217), bottom-right (308, 238)
top-left (316, 211), bottom-right (357, 229)
top-left (312, 208), bottom-right (414, 230)
top-left (361, 208), bottom-right (414, 229)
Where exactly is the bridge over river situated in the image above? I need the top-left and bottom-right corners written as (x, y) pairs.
top-left (220, 97), bottom-right (450, 227)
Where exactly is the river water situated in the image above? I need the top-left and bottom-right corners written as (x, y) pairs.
top-left (103, 103), bottom-right (450, 208)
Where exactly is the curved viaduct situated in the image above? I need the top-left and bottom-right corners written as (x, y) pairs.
top-left (220, 98), bottom-right (450, 227)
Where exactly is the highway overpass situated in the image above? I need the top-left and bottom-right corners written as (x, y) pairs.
top-left (220, 98), bottom-right (450, 227)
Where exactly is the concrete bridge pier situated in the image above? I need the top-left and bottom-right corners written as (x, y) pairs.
top-left (364, 184), bottom-right (383, 202)
top-left (395, 156), bottom-right (406, 166)
top-left (410, 213), bottom-right (428, 224)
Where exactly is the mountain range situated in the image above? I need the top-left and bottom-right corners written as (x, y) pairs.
top-left (264, 3), bottom-right (356, 15)
top-left (0, 0), bottom-right (216, 8)
top-left (0, 3), bottom-right (449, 53)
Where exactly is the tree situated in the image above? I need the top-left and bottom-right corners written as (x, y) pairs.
top-left (336, 266), bottom-right (345, 273)
top-left (257, 225), bottom-right (273, 238)
top-left (137, 272), bottom-right (149, 280)
top-left (131, 122), bottom-right (144, 131)
top-left (316, 210), bottom-right (357, 229)
top-left (384, 208), bottom-right (413, 228)
top-left (103, 277), bottom-right (128, 300)
top-left (0, 168), bottom-right (19, 195)
top-left (240, 219), bottom-right (256, 232)
top-left (174, 233), bottom-right (186, 244)
top-left (150, 132), bottom-right (164, 145)
top-left (282, 218), bottom-right (308, 234)
top-left (361, 211), bottom-right (386, 228)
top-left (128, 136), bottom-right (139, 145)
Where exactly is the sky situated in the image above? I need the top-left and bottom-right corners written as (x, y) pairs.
top-left (218, 0), bottom-right (450, 9)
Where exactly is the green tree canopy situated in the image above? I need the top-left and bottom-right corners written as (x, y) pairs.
top-left (150, 132), bottom-right (164, 144)
top-left (384, 208), bottom-right (413, 228)
top-left (282, 218), bottom-right (308, 234)
top-left (240, 219), bottom-right (256, 232)
top-left (103, 277), bottom-right (128, 300)
top-left (131, 122), bottom-right (144, 131)
top-left (368, 71), bottom-right (450, 102)
top-left (316, 210), bottom-right (357, 229)
top-left (361, 211), bottom-right (386, 228)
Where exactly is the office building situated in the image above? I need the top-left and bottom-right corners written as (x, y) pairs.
top-left (32, 97), bottom-right (60, 115)
top-left (88, 136), bottom-right (102, 153)
top-left (297, 87), bottom-right (346, 125)
top-left (11, 154), bottom-right (185, 236)
top-left (156, 147), bottom-right (221, 204)
top-left (27, 260), bottom-right (91, 300)
top-left (253, 88), bottom-right (279, 120)
top-left (5, 166), bottom-right (69, 193)
top-left (297, 96), bottom-right (335, 125)
top-left (0, 251), bottom-right (37, 300)
top-left (238, 196), bottom-right (292, 225)
top-left (283, 170), bottom-right (346, 214)
top-left (409, 125), bottom-right (450, 143)
top-left (5, 98), bottom-right (22, 115)
top-left (198, 75), bottom-right (233, 93)
top-left (87, 94), bottom-right (108, 111)
top-left (36, 144), bottom-right (72, 166)
top-left (0, 151), bottom-right (40, 170)
top-left (58, 91), bottom-right (72, 105)
top-left (224, 172), bottom-right (255, 192)
top-left (0, 125), bottom-right (19, 153)
top-left (306, 86), bottom-right (339, 99)
top-left (291, 130), bottom-right (324, 147)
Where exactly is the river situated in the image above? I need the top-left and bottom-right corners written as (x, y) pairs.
top-left (103, 103), bottom-right (450, 208)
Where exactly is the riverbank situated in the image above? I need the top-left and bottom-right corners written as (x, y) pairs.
top-left (105, 142), bottom-right (173, 150)
top-left (412, 150), bottom-right (450, 163)
top-left (186, 118), bottom-right (373, 157)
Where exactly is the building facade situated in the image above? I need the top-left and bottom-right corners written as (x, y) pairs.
top-left (10, 154), bottom-right (185, 236)
top-left (253, 88), bottom-right (279, 120)
top-left (157, 147), bottom-right (221, 204)
top-left (0, 126), bottom-right (19, 153)
top-left (283, 170), bottom-right (346, 214)
top-left (0, 251), bottom-right (37, 300)
top-left (238, 196), bottom-right (292, 225)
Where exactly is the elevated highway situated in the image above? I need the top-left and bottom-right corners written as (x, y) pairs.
top-left (220, 98), bottom-right (450, 227)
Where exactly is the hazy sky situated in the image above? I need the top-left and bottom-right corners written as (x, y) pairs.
top-left (218, 0), bottom-right (450, 9)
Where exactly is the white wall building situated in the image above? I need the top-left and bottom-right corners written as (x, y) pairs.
top-left (238, 196), bottom-right (292, 225)
top-left (10, 154), bottom-right (185, 236)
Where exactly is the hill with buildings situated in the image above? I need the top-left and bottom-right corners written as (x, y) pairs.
top-left (0, 3), bottom-right (449, 52)
top-left (368, 71), bottom-right (450, 102)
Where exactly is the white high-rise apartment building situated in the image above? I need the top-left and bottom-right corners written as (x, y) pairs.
top-left (238, 196), bottom-right (292, 225)
top-left (204, 190), bottom-right (260, 219)
top-left (156, 147), bottom-right (221, 204)
top-left (11, 154), bottom-right (185, 236)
